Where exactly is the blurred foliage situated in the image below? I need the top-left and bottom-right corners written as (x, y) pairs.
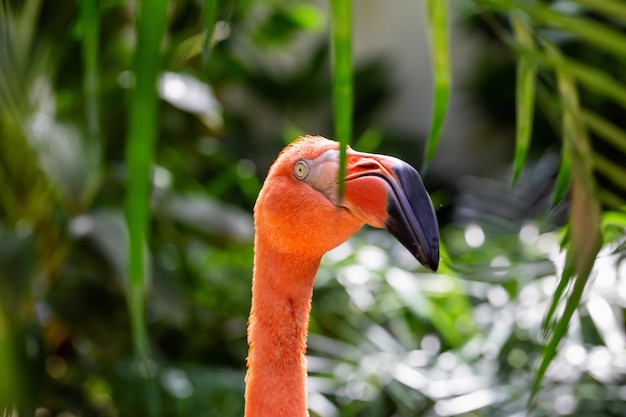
top-left (459, 0), bottom-right (626, 400)
top-left (0, 1), bottom-right (625, 417)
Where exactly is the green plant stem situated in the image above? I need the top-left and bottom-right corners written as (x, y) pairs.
top-left (423, 0), bottom-right (450, 172)
top-left (125, 0), bottom-right (167, 414)
top-left (330, 0), bottom-right (352, 199)
top-left (79, 0), bottom-right (99, 138)
top-left (511, 11), bottom-right (536, 185)
top-left (202, 0), bottom-right (217, 63)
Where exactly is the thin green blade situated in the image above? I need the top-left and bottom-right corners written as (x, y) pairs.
top-left (531, 240), bottom-right (591, 400)
top-left (531, 43), bottom-right (602, 404)
top-left (330, 0), bottom-right (352, 199)
top-left (572, 0), bottom-right (626, 18)
top-left (79, 0), bottom-right (99, 138)
top-left (551, 146), bottom-right (571, 206)
top-left (202, 0), bottom-right (217, 63)
top-left (126, 0), bottom-right (167, 361)
top-left (593, 153), bottom-right (626, 190)
top-left (511, 11), bottom-right (536, 185)
top-left (125, 0), bottom-right (168, 415)
top-left (78, 0), bottom-right (102, 205)
top-left (582, 110), bottom-right (626, 155)
top-left (422, 0), bottom-right (450, 172)
top-left (484, 0), bottom-right (626, 60)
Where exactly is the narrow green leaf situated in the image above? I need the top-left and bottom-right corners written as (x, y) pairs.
top-left (484, 0), bottom-right (626, 60)
top-left (532, 241), bottom-right (591, 398)
top-left (330, 0), bottom-right (352, 199)
top-left (593, 153), bottom-right (626, 189)
top-left (536, 9), bottom-right (626, 61)
top-left (531, 43), bottom-right (602, 404)
top-left (354, 128), bottom-right (383, 153)
top-left (536, 89), bottom-right (626, 206)
top-left (422, 0), bottom-right (450, 172)
top-left (582, 110), bottom-right (626, 155)
top-left (598, 189), bottom-right (626, 212)
top-left (387, 270), bottom-right (471, 347)
top-left (437, 238), bottom-right (454, 276)
top-left (551, 144), bottom-right (571, 206)
top-left (78, 0), bottom-right (102, 206)
top-left (126, 0), bottom-right (167, 361)
top-left (603, 210), bottom-right (626, 230)
top-left (572, 0), bottom-right (626, 18)
top-left (426, 302), bottom-right (466, 347)
top-left (0, 308), bottom-right (18, 416)
top-left (540, 249), bottom-right (575, 337)
top-left (511, 11), bottom-right (536, 185)
top-left (534, 86), bottom-right (571, 206)
top-left (125, 0), bottom-right (167, 415)
top-left (554, 56), bottom-right (626, 108)
top-left (202, 0), bottom-right (217, 63)
top-left (484, 9), bottom-right (626, 110)
top-left (287, 2), bottom-right (325, 32)
top-left (79, 0), bottom-right (99, 138)
top-left (527, 48), bottom-right (626, 109)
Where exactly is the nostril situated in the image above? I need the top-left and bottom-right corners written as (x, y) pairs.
top-left (356, 161), bottom-right (379, 170)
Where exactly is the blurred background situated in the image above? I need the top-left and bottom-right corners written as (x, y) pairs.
top-left (1, 0), bottom-right (625, 416)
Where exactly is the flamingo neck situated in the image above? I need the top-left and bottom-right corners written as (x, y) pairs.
top-left (245, 239), bottom-right (320, 417)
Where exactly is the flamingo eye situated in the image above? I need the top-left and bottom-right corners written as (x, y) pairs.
top-left (293, 160), bottom-right (309, 180)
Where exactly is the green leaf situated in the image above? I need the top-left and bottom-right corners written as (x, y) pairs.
top-left (125, 0), bottom-right (168, 414)
top-left (126, 0), bottom-right (167, 361)
top-left (534, 86), bottom-right (571, 206)
top-left (582, 110), bottom-right (626, 155)
top-left (79, 0), bottom-right (99, 138)
top-left (78, 0), bottom-right (101, 205)
top-left (531, 43), bottom-right (602, 404)
top-left (553, 56), bottom-right (626, 108)
top-left (422, 0), bottom-right (450, 172)
top-left (513, 44), bottom-right (626, 109)
top-left (0, 308), bottom-right (18, 416)
top-left (597, 189), bottom-right (626, 211)
top-left (532, 243), bottom-right (589, 398)
top-left (386, 268), bottom-right (471, 347)
top-left (593, 153), bottom-right (626, 190)
top-left (539, 248), bottom-right (574, 335)
top-left (511, 11), bottom-right (536, 185)
top-left (572, 0), bottom-right (626, 18)
top-left (330, 0), bottom-right (352, 199)
top-left (287, 2), bottom-right (325, 32)
top-left (551, 147), bottom-right (571, 206)
top-left (354, 128), bottom-right (383, 153)
top-left (202, 0), bottom-right (217, 62)
top-left (484, 0), bottom-right (626, 60)
top-left (602, 210), bottom-right (626, 230)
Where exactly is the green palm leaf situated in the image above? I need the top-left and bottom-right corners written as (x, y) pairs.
top-left (531, 42), bottom-right (602, 403)
top-left (511, 11), bottom-right (537, 185)
top-left (330, 0), bottom-right (353, 198)
top-left (422, 0), bottom-right (450, 172)
top-left (125, 0), bottom-right (168, 415)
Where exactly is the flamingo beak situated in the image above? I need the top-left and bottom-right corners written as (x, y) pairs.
top-left (343, 152), bottom-right (440, 271)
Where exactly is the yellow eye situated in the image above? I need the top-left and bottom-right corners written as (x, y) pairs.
top-left (294, 160), bottom-right (309, 180)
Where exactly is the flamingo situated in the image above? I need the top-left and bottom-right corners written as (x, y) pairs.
top-left (245, 136), bottom-right (439, 417)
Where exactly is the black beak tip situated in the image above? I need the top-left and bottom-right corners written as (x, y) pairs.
top-left (407, 231), bottom-right (440, 272)
top-left (424, 245), bottom-right (440, 272)
top-left (384, 162), bottom-right (440, 272)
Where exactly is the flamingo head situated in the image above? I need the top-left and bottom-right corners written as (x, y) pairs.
top-left (254, 136), bottom-right (439, 270)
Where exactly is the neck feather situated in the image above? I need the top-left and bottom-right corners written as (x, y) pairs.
top-left (245, 238), bottom-right (321, 417)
